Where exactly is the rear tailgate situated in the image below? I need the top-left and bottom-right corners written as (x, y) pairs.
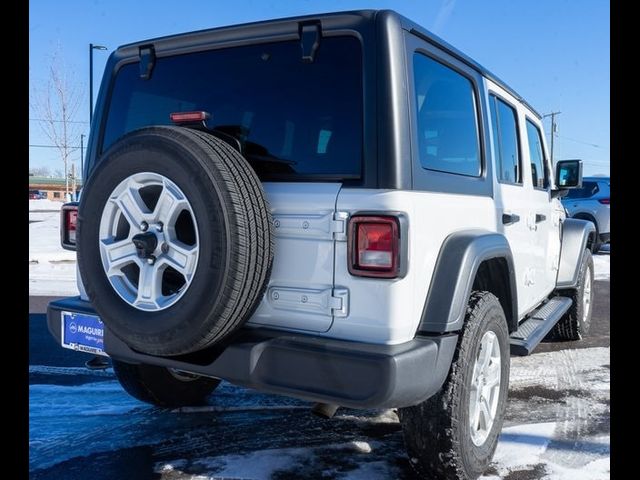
top-left (247, 182), bottom-right (344, 332)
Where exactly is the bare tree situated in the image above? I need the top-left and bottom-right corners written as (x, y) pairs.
top-left (29, 166), bottom-right (52, 177)
top-left (30, 47), bottom-right (83, 198)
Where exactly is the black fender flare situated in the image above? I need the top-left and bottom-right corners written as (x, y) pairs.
top-left (418, 230), bottom-right (517, 333)
top-left (556, 218), bottom-right (596, 288)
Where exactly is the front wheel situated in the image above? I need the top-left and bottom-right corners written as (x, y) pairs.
top-left (112, 360), bottom-right (220, 407)
top-left (398, 291), bottom-right (510, 480)
top-left (549, 248), bottom-right (594, 341)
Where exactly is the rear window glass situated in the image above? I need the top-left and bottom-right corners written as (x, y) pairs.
top-left (102, 37), bottom-right (363, 180)
top-left (565, 181), bottom-right (599, 198)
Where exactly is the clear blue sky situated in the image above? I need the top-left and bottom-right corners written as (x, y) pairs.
top-left (29, 0), bottom-right (610, 176)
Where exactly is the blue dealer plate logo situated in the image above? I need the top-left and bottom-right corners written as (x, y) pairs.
top-left (61, 311), bottom-right (107, 356)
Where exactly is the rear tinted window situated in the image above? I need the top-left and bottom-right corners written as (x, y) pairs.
top-left (413, 53), bottom-right (481, 177)
top-left (525, 119), bottom-right (549, 189)
top-left (103, 37), bottom-right (363, 180)
top-left (489, 95), bottom-right (521, 184)
top-left (565, 181), bottom-right (599, 198)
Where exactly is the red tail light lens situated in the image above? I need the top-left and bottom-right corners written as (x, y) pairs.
top-left (348, 216), bottom-right (400, 278)
top-left (169, 111), bottom-right (210, 124)
top-left (598, 198), bottom-right (610, 205)
top-left (60, 203), bottom-right (79, 250)
top-left (67, 210), bottom-right (78, 242)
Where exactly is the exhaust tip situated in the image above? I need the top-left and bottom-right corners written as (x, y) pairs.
top-left (311, 402), bottom-right (339, 419)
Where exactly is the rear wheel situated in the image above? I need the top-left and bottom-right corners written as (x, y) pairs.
top-left (112, 359), bottom-right (220, 407)
top-left (398, 291), bottom-right (510, 480)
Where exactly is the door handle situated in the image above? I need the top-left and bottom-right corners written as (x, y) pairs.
top-left (535, 214), bottom-right (547, 223)
top-left (502, 213), bottom-right (520, 225)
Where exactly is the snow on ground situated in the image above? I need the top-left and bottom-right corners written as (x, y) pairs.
top-left (593, 245), bottom-right (610, 280)
top-left (29, 209), bottom-right (78, 296)
top-left (29, 198), bottom-right (64, 211)
top-left (29, 347), bottom-right (609, 478)
top-left (485, 423), bottom-right (609, 480)
top-left (148, 347), bottom-right (610, 480)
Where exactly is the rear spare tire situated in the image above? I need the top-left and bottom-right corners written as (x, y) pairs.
top-left (77, 126), bottom-right (273, 356)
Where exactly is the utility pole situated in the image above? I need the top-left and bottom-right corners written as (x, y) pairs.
top-left (70, 163), bottom-right (77, 201)
top-left (543, 111), bottom-right (561, 164)
top-left (65, 162), bottom-right (76, 202)
top-left (80, 134), bottom-right (85, 181)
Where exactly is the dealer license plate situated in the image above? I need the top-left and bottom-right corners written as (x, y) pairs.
top-left (61, 311), bottom-right (108, 356)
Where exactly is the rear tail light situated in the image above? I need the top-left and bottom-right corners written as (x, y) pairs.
top-left (348, 215), bottom-right (400, 278)
top-left (598, 198), bottom-right (610, 205)
top-left (60, 202), bottom-right (79, 250)
top-left (170, 111), bottom-right (210, 124)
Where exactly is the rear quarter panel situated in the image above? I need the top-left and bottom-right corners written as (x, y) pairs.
top-left (332, 189), bottom-right (496, 344)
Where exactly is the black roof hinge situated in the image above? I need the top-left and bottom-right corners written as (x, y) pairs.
top-left (139, 45), bottom-right (156, 80)
top-left (299, 21), bottom-right (321, 63)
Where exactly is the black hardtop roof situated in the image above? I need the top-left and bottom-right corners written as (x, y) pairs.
top-left (117, 9), bottom-right (541, 118)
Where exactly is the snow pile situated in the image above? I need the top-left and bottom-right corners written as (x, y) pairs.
top-left (29, 199), bottom-right (64, 211)
top-left (29, 210), bottom-right (78, 296)
top-left (593, 253), bottom-right (610, 280)
top-left (484, 423), bottom-right (609, 479)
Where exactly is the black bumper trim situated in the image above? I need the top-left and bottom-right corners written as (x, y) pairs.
top-left (47, 297), bottom-right (458, 409)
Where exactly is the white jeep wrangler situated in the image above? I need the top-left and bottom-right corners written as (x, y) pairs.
top-left (48, 10), bottom-right (595, 479)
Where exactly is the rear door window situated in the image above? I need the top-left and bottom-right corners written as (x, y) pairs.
top-left (489, 95), bottom-right (521, 184)
top-left (103, 37), bottom-right (363, 180)
top-left (413, 53), bottom-right (481, 177)
top-left (525, 120), bottom-right (549, 189)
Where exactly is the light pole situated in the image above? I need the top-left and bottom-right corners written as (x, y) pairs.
top-left (89, 43), bottom-right (108, 126)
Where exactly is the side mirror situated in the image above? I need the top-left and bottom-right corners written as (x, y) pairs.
top-left (551, 159), bottom-right (582, 199)
top-left (555, 159), bottom-right (583, 188)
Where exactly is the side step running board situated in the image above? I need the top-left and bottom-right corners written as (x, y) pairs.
top-left (509, 297), bottom-right (572, 356)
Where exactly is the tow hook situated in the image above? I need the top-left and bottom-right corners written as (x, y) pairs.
top-left (85, 356), bottom-right (110, 370)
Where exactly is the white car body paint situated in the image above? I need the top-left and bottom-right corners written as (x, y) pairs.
top-left (235, 81), bottom-right (564, 345)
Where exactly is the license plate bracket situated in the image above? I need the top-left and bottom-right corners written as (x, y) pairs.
top-left (61, 311), bottom-right (107, 357)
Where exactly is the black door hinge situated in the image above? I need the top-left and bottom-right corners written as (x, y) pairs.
top-left (139, 45), bottom-right (156, 80)
top-left (299, 22), bottom-right (321, 63)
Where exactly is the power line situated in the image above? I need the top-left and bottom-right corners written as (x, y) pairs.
top-left (557, 135), bottom-right (607, 149)
top-left (581, 159), bottom-right (610, 165)
top-left (29, 118), bottom-right (89, 124)
top-left (544, 131), bottom-right (608, 149)
top-left (29, 144), bottom-right (81, 150)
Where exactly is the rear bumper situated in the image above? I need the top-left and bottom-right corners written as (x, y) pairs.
top-left (47, 297), bottom-right (458, 409)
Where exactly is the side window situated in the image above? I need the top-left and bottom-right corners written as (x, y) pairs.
top-left (525, 119), bottom-right (549, 189)
top-left (413, 53), bottom-right (481, 177)
top-left (488, 95), bottom-right (521, 184)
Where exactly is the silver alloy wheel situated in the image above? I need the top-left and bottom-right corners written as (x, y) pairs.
top-left (583, 268), bottom-right (592, 323)
top-left (98, 172), bottom-right (199, 311)
top-left (469, 330), bottom-right (502, 446)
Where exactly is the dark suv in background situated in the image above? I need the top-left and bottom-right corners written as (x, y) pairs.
top-left (562, 176), bottom-right (610, 252)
